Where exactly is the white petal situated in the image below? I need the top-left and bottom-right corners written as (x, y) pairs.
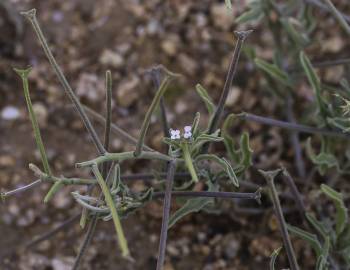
top-left (184, 132), bottom-right (191, 139)
top-left (184, 126), bottom-right (192, 132)
top-left (174, 129), bottom-right (180, 135)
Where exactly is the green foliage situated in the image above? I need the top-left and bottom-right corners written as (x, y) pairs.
top-left (222, 114), bottom-right (253, 174)
top-left (14, 67), bottom-right (51, 176)
top-left (169, 181), bottom-right (218, 228)
top-left (300, 52), bottom-right (328, 119)
top-left (321, 184), bottom-right (348, 236)
top-left (306, 138), bottom-right (339, 175)
top-left (196, 84), bottom-right (215, 119)
top-left (254, 58), bottom-right (292, 87)
top-left (269, 246), bottom-right (282, 270)
top-left (289, 184), bottom-right (350, 269)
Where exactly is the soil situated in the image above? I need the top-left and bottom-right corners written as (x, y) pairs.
top-left (1, 0), bottom-right (349, 269)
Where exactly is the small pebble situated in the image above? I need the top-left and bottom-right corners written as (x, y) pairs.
top-left (1, 106), bottom-right (20, 120)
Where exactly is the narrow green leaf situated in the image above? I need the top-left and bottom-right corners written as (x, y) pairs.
top-left (135, 76), bottom-right (172, 156)
top-left (236, 1), bottom-right (263, 23)
top-left (306, 138), bottom-right (339, 175)
top-left (254, 58), bottom-right (291, 87)
top-left (239, 132), bottom-right (253, 169)
top-left (306, 213), bottom-right (329, 242)
top-left (321, 184), bottom-right (348, 235)
top-left (196, 84), bottom-right (215, 116)
top-left (222, 158), bottom-right (239, 187)
top-left (269, 246), bottom-right (282, 270)
top-left (92, 165), bottom-right (129, 257)
top-left (169, 182), bottom-right (217, 228)
top-left (337, 224), bottom-right (350, 251)
top-left (191, 112), bottom-right (201, 138)
top-left (168, 197), bottom-right (213, 228)
top-left (196, 154), bottom-right (239, 187)
top-left (287, 224), bottom-right (323, 258)
top-left (222, 114), bottom-right (240, 163)
top-left (315, 255), bottom-right (328, 270)
top-left (181, 142), bottom-right (198, 182)
top-left (14, 67), bottom-right (51, 175)
top-left (300, 52), bottom-right (328, 117)
top-left (44, 180), bottom-right (64, 203)
top-left (280, 18), bottom-right (309, 48)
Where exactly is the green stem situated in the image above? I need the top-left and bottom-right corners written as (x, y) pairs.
top-left (134, 76), bottom-right (171, 157)
top-left (29, 163), bottom-right (95, 185)
top-left (181, 142), bottom-right (198, 182)
top-left (76, 151), bottom-right (173, 168)
top-left (14, 67), bottom-right (51, 175)
top-left (91, 165), bottom-right (129, 257)
top-left (44, 180), bottom-right (64, 203)
top-left (20, 9), bottom-right (105, 155)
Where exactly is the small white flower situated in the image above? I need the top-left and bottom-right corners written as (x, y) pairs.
top-left (184, 126), bottom-right (192, 133)
top-left (183, 132), bottom-right (192, 139)
top-left (170, 129), bottom-right (181, 140)
top-left (183, 126), bottom-right (192, 139)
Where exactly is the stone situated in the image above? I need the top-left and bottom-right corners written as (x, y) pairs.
top-left (225, 86), bottom-right (241, 107)
top-left (211, 3), bottom-right (234, 31)
top-left (178, 53), bottom-right (198, 75)
top-left (51, 257), bottom-right (74, 270)
top-left (161, 37), bottom-right (178, 56)
top-left (117, 76), bottom-right (140, 107)
top-left (76, 73), bottom-right (104, 103)
top-left (32, 102), bottom-right (48, 127)
top-left (1, 106), bottom-right (20, 120)
top-left (99, 49), bottom-right (124, 68)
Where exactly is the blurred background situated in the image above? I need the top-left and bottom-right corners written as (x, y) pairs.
top-left (0, 0), bottom-right (349, 269)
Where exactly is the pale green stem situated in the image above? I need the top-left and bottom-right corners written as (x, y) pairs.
top-left (181, 142), bottom-right (198, 182)
top-left (44, 180), bottom-right (64, 203)
top-left (14, 67), bottom-right (51, 175)
top-left (20, 9), bottom-right (105, 154)
top-left (134, 76), bottom-right (171, 157)
top-left (76, 151), bottom-right (173, 168)
top-left (29, 163), bottom-right (95, 185)
top-left (91, 165), bottom-right (129, 257)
